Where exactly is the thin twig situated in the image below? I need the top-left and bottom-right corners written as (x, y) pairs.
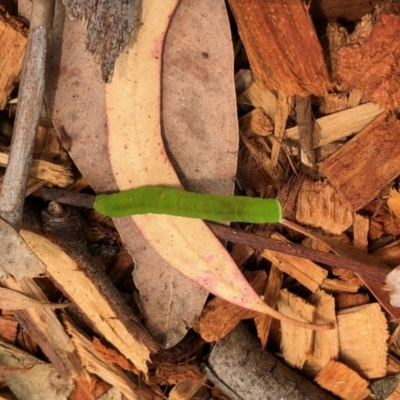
top-left (0, 0), bottom-right (54, 230)
top-left (37, 187), bottom-right (389, 282)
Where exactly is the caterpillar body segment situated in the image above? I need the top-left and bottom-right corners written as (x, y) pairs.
top-left (94, 186), bottom-right (282, 223)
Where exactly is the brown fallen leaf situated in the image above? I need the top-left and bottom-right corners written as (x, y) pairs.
top-left (0, 340), bottom-right (74, 399)
top-left (48, 1), bottom-right (332, 331)
top-left (47, 0), bottom-right (236, 348)
top-left (0, 217), bottom-right (46, 280)
top-left (0, 287), bottom-right (69, 310)
top-left (133, 0), bottom-right (239, 348)
top-left (104, 0), bottom-right (332, 330)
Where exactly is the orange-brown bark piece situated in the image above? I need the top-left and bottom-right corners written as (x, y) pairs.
top-left (373, 239), bottom-right (400, 267)
top-left (333, 10), bottom-right (400, 110)
top-left (228, 0), bottom-right (330, 96)
top-left (92, 338), bottom-right (138, 374)
top-left (0, 315), bottom-right (18, 343)
top-left (321, 278), bottom-right (360, 294)
top-left (353, 213), bottom-right (369, 252)
top-left (320, 113), bottom-right (400, 211)
top-left (155, 364), bottom-right (203, 385)
top-left (0, 6), bottom-right (27, 109)
top-left (296, 179), bottom-right (353, 235)
top-left (239, 108), bottom-right (273, 137)
top-left (315, 360), bottom-right (370, 400)
top-left (336, 293), bottom-right (370, 310)
top-left (388, 188), bottom-right (400, 220)
top-left (193, 271), bottom-right (266, 342)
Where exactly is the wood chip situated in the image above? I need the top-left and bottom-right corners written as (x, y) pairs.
top-left (0, 6), bottom-right (27, 109)
top-left (64, 317), bottom-right (145, 400)
top-left (239, 78), bottom-right (277, 119)
top-left (320, 113), bottom-right (400, 211)
top-left (93, 338), bottom-right (137, 374)
top-left (388, 188), bottom-right (400, 220)
top-left (239, 108), bottom-right (273, 137)
top-left (337, 303), bottom-right (389, 379)
top-left (254, 265), bottom-right (283, 349)
top-left (373, 239), bottom-right (400, 268)
top-left (303, 290), bottom-right (339, 377)
top-left (261, 232), bottom-right (328, 293)
top-left (296, 179), bottom-right (353, 235)
top-left (353, 214), bottom-right (369, 251)
top-left (155, 363), bottom-right (203, 386)
top-left (0, 316), bottom-right (18, 343)
top-left (333, 10), bottom-right (400, 110)
top-left (0, 287), bottom-right (69, 310)
top-left (228, 0), bottom-right (330, 96)
top-left (315, 360), bottom-right (370, 400)
top-left (20, 229), bottom-right (152, 374)
top-left (168, 381), bottom-right (204, 400)
top-left (321, 278), bottom-right (360, 294)
top-left (0, 152), bottom-right (73, 187)
top-left (278, 289), bottom-right (315, 369)
top-left (318, 93), bottom-right (350, 115)
top-left (271, 92), bottom-right (292, 168)
top-left (336, 293), bottom-right (370, 310)
top-left (193, 270), bottom-right (266, 342)
top-left (286, 102), bottom-right (383, 148)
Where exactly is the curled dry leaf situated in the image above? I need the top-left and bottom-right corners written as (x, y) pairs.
top-left (0, 287), bottom-right (70, 310)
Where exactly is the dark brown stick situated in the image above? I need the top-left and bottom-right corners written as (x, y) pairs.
top-left (38, 187), bottom-right (389, 282)
top-left (207, 222), bottom-right (388, 282)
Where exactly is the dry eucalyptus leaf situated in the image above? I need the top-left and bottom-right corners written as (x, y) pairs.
top-left (0, 340), bottom-right (74, 400)
top-left (63, 0), bottom-right (140, 82)
top-left (0, 287), bottom-right (69, 310)
top-left (133, 0), bottom-right (238, 347)
top-left (0, 218), bottom-right (46, 280)
top-left (46, 0), bottom-right (241, 348)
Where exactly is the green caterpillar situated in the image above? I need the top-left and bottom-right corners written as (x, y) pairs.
top-left (94, 186), bottom-right (282, 223)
